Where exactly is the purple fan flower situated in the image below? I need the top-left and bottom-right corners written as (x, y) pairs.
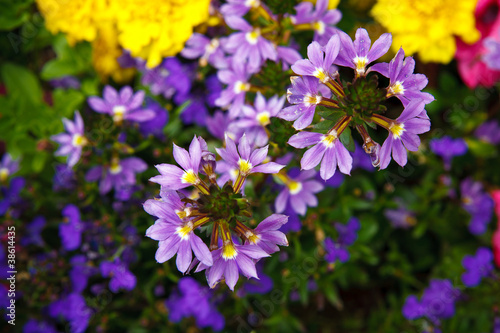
top-left (144, 194), bottom-right (213, 272)
top-left (23, 319), bottom-right (59, 333)
top-left (49, 75), bottom-right (80, 90)
top-left (100, 259), bottom-right (137, 292)
top-left (0, 176), bottom-right (24, 217)
top-left (335, 28), bottom-right (392, 77)
top-left (223, 16), bottom-right (277, 73)
top-left (166, 277), bottom-right (225, 331)
top-left (402, 279), bottom-right (460, 324)
top-left (150, 136), bottom-right (205, 191)
top-left (230, 93), bottom-right (285, 146)
top-left (70, 255), bottom-right (95, 293)
top-left (49, 293), bottom-right (92, 333)
top-left (221, 0), bottom-right (261, 17)
top-left (21, 216), bottom-right (46, 247)
top-left (0, 153), bottom-right (19, 183)
top-left (85, 157), bottom-right (147, 195)
top-left (483, 38), bottom-right (500, 70)
top-left (245, 214), bottom-right (289, 254)
top-left (292, 35), bottom-right (340, 83)
top-left (181, 33), bottom-right (228, 69)
top-left (216, 134), bottom-right (285, 177)
top-left (324, 218), bottom-right (360, 263)
top-left (288, 131), bottom-right (353, 180)
top-left (460, 178), bottom-right (493, 235)
top-left (215, 55), bottom-right (255, 118)
top-left (275, 168), bottom-right (324, 216)
top-left (278, 76), bottom-right (325, 130)
top-left (475, 120), bottom-right (500, 145)
top-left (377, 99), bottom-right (431, 169)
top-left (88, 86), bottom-right (155, 124)
top-left (429, 136), bottom-right (467, 170)
top-left (51, 111), bottom-right (87, 168)
top-left (291, 0), bottom-right (341, 45)
top-left (140, 57), bottom-right (192, 99)
top-left (462, 247), bottom-right (495, 287)
top-left (384, 201), bottom-right (416, 229)
top-left (138, 97), bottom-right (168, 139)
top-left (199, 242), bottom-right (269, 291)
top-left (59, 204), bottom-right (83, 251)
top-left (277, 46), bottom-right (302, 70)
top-left (371, 48), bottom-right (434, 106)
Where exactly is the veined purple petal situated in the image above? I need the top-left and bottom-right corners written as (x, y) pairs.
top-left (225, 15), bottom-right (252, 32)
top-left (275, 189), bottom-right (289, 214)
top-left (88, 97), bottom-right (110, 113)
top-left (323, 34), bottom-right (341, 68)
top-left (354, 28), bottom-right (371, 58)
top-left (293, 108), bottom-right (315, 130)
top-left (335, 141), bottom-right (353, 175)
top-left (301, 143), bottom-right (327, 170)
top-left (292, 59), bottom-right (316, 76)
top-left (238, 134), bottom-right (251, 160)
top-left (255, 214), bottom-right (288, 233)
top-left (173, 144), bottom-right (191, 171)
top-left (143, 200), bottom-right (181, 222)
top-left (378, 135), bottom-right (393, 170)
top-left (249, 145), bottom-right (268, 166)
top-left (188, 136), bottom-right (202, 173)
top-left (155, 236), bottom-right (181, 263)
top-left (288, 132), bottom-right (323, 148)
top-left (398, 99), bottom-right (425, 123)
top-left (128, 90), bottom-right (145, 110)
top-left (224, 259), bottom-right (239, 290)
top-left (145, 222), bottom-right (178, 240)
top-left (335, 30), bottom-right (356, 68)
top-left (370, 62), bottom-right (389, 77)
top-left (307, 41), bottom-right (324, 68)
top-left (261, 230), bottom-right (288, 246)
top-left (236, 253), bottom-right (259, 279)
top-left (238, 244), bottom-right (270, 260)
top-left (366, 33), bottom-right (392, 63)
top-left (208, 257), bottom-right (224, 288)
top-left (190, 235), bottom-right (213, 266)
top-left (125, 109), bottom-right (156, 122)
top-left (176, 240), bottom-right (193, 273)
top-left (251, 162), bottom-right (284, 174)
top-left (290, 194), bottom-right (307, 215)
top-left (320, 147), bottom-right (337, 180)
top-left (391, 138), bottom-right (407, 167)
top-left (103, 85), bottom-right (119, 104)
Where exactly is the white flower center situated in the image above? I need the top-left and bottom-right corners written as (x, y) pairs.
top-left (389, 122), bottom-right (405, 139)
top-left (304, 93), bottom-right (322, 106)
top-left (112, 105), bottom-right (126, 123)
top-left (313, 21), bottom-right (326, 35)
top-left (72, 133), bottom-right (87, 147)
top-left (245, 0), bottom-right (260, 8)
top-left (238, 159), bottom-right (253, 174)
top-left (288, 180), bottom-right (303, 195)
top-left (389, 81), bottom-right (405, 95)
top-left (312, 68), bottom-right (329, 83)
top-left (245, 29), bottom-right (261, 45)
top-left (181, 169), bottom-right (198, 184)
top-left (176, 221), bottom-right (193, 240)
top-left (110, 160), bottom-right (122, 175)
top-left (256, 111), bottom-right (271, 126)
top-left (321, 131), bottom-right (338, 147)
top-left (353, 56), bottom-right (368, 76)
top-left (234, 81), bottom-right (250, 94)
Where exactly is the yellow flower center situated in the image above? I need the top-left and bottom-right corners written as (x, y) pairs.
top-left (222, 241), bottom-right (238, 260)
top-left (321, 132), bottom-right (338, 147)
top-left (0, 168), bottom-right (9, 182)
top-left (181, 169), bottom-right (198, 184)
top-left (287, 180), bottom-right (303, 195)
top-left (405, 215), bottom-right (417, 226)
top-left (245, 230), bottom-right (261, 244)
top-left (176, 222), bottom-right (193, 240)
top-left (234, 81), bottom-right (250, 94)
top-left (353, 56), bottom-right (368, 76)
top-left (256, 111), bottom-right (271, 126)
top-left (206, 38), bottom-right (220, 54)
top-left (389, 81), bottom-right (405, 96)
top-left (389, 122), bottom-right (405, 138)
top-left (112, 105), bottom-right (126, 123)
top-left (245, 29), bottom-right (260, 45)
top-left (313, 21), bottom-right (325, 34)
top-left (238, 159), bottom-right (253, 174)
top-left (312, 68), bottom-right (329, 83)
top-left (72, 133), bottom-right (87, 147)
top-left (304, 93), bottom-right (322, 106)
top-left (110, 160), bottom-right (122, 174)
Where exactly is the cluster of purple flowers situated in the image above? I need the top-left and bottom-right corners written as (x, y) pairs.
top-left (403, 279), bottom-right (460, 330)
top-left (145, 135), bottom-right (289, 290)
top-left (460, 178), bottom-right (494, 235)
top-left (324, 217), bottom-right (361, 263)
top-left (429, 136), bottom-right (468, 170)
top-left (461, 247), bottom-right (495, 287)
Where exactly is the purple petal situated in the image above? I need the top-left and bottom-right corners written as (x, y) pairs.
top-left (320, 147), bottom-right (337, 180)
top-left (155, 237), bottom-right (181, 263)
top-left (288, 132), bottom-right (323, 148)
top-left (224, 259), bottom-right (239, 291)
top-left (301, 143), bottom-right (327, 170)
top-left (251, 162), bottom-right (285, 174)
top-left (190, 235), bottom-right (213, 266)
top-left (366, 33), bottom-right (392, 63)
top-left (176, 240), bottom-right (193, 273)
top-left (354, 28), bottom-right (371, 58)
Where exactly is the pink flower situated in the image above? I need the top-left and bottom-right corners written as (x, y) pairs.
top-left (491, 189), bottom-right (500, 268)
top-left (455, 0), bottom-right (500, 88)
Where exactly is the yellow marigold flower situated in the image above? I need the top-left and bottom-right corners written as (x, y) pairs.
top-left (36, 0), bottom-right (210, 78)
top-left (371, 0), bottom-right (480, 64)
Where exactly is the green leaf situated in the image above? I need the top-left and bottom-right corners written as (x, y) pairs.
top-left (40, 35), bottom-right (92, 79)
top-left (1, 62), bottom-right (42, 106)
top-left (0, 0), bottom-right (32, 30)
top-left (339, 127), bottom-right (355, 151)
top-left (313, 120), bottom-right (334, 132)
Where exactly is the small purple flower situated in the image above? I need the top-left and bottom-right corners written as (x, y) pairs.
top-left (21, 216), bottom-right (46, 247)
top-left (241, 263), bottom-right (274, 295)
top-left (462, 247), bottom-right (495, 287)
top-left (0, 153), bottom-right (19, 183)
top-left (49, 293), bottom-right (92, 333)
top-left (181, 33), bottom-right (228, 69)
top-left (460, 178), bottom-right (494, 235)
top-left (244, 214), bottom-right (289, 254)
top-left (150, 136), bottom-right (204, 191)
top-left (216, 134), bottom-right (285, 177)
top-left (86, 157), bottom-right (147, 195)
top-left (215, 56), bottom-right (254, 118)
top-left (166, 277), bottom-right (225, 331)
top-left (230, 93), bottom-right (285, 146)
top-left (377, 99), bottom-right (431, 169)
top-left (483, 37), bottom-right (500, 70)
top-left (0, 176), bottom-right (24, 217)
top-left (279, 205), bottom-right (302, 233)
top-left (53, 164), bottom-right (76, 192)
top-left (200, 242), bottom-right (269, 291)
top-left (70, 255), bottom-right (95, 293)
top-left (291, 35), bottom-right (340, 83)
top-left (278, 76), bottom-right (324, 130)
top-left (335, 28), bottom-right (392, 77)
top-left (88, 86), bottom-right (155, 124)
top-left (288, 131), bottom-right (353, 180)
top-left (100, 258), bottom-right (137, 292)
top-left (324, 218), bottom-right (360, 263)
top-left (51, 111), bottom-right (87, 168)
top-left (402, 279), bottom-right (460, 324)
top-left (49, 75), bottom-right (81, 90)
top-left (138, 97), bottom-right (168, 139)
top-left (384, 201), bottom-right (416, 229)
top-left (275, 168), bottom-right (324, 216)
top-left (144, 192), bottom-right (213, 272)
top-left (221, 0), bottom-right (261, 17)
top-left (291, 0), bottom-right (342, 45)
top-left (140, 57), bottom-right (192, 98)
top-left (371, 47), bottom-right (434, 106)
top-left (429, 136), bottom-right (467, 170)
top-left (59, 204), bottom-right (83, 251)
top-left (475, 120), bottom-right (500, 145)
top-left (223, 16), bottom-right (277, 73)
